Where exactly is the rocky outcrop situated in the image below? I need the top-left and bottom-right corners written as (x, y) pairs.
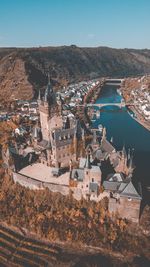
top-left (0, 53), bottom-right (33, 105)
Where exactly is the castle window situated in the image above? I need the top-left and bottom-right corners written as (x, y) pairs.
top-left (92, 178), bottom-right (94, 182)
top-left (86, 184), bottom-right (88, 187)
top-left (86, 171), bottom-right (88, 175)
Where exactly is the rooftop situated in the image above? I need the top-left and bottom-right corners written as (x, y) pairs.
top-left (101, 139), bottom-right (115, 154)
top-left (103, 180), bottom-right (141, 199)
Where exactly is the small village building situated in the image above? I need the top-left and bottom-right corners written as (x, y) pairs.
top-left (103, 174), bottom-right (141, 223)
top-left (70, 154), bottom-right (101, 199)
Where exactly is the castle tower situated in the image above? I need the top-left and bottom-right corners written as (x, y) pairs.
top-left (122, 145), bottom-right (127, 171)
top-left (38, 75), bottom-right (63, 141)
top-left (102, 127), bottom-right (106, 142)
top-left (127, 148), bottom-right (134, 176)
top-left (85, 151), bottom-right (91, 169)
top-left (116, 145), bottom-right (128, 174)
top-left (73, 128), bottom-right (77, 160)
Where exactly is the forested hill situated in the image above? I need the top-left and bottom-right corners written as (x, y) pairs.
top-left (0, 46), bottom-right (150, 103)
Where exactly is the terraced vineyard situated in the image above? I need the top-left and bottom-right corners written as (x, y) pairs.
top-left (0, 223), bottom-right (77, 267)
top-left (1, 222), bottom-right (149, 267)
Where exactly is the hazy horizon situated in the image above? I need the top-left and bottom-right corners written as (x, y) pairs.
top-left (0, 44), bottom-right (149, 50)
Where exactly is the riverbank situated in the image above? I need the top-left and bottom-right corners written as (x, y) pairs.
top-left (127, 106), bottom-right (150, 132)
top-left (122, 77), bottom-right (150, 132)
top-left (84, 78), bottom-right (105, 104)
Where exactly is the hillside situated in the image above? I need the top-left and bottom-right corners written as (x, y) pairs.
top-left (0, 46), bottom-right (150, 104)
top-left (0, 173), bottom-right (149, 267)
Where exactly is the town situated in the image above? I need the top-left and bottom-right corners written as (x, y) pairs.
top-left (123, 75), bottom-right (150, 130)
top-left (2, 75), bottom-right (142, 224)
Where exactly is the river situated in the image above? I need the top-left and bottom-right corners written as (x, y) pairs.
top-left (92, 85), bottom-right (150, 189)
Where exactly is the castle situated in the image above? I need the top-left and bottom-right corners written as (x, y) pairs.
top-left (2, 76), bottom-right (142, 223)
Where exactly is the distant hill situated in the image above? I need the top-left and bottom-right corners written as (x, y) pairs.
top-left (0, 46), bottom-right (150, 104)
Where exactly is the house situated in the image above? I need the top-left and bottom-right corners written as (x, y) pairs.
top-left (103, 174), bottom-right (142, 223)
top-left (70, 154), bottom-right (101, 199)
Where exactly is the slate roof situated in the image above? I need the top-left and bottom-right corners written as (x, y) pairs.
top-left (103, 181), bottom-right (121, 191)
top-left (103, 180), bottom-right (141, 200)
top-left (54, 128), bottom-right (75, 147)
top-left (111, 157), bottom-right (119, 168)
top-left (32, 127), bottom-right (41, 139)
top-left (85, 154), bottom-right (91, 169)
top-left (108, 173), bottom-right (125, 182)
top-left (9, 146), bottom-right (18, 155)
top-left (79, 158), bottom-right (86, 168)
top-left (101, 139), bottom-right (115, 154)
top-left (89, 182), bottom-right (98, 193)
top-left (118, 183), bottom-right (127, 192)
top-left (38, 140), bottom-right (50, 149)
top-left (95, 149), bottom-right (106, 160)
top-left (71, 169), bottom-right (84, 181)
top-left (120, 181), bottom-right (141, 199)
top-left (91, 165), bottom-right (101, 173)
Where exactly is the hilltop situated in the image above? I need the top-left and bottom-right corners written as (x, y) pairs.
top-left (0, 46), bottom-right (150, 104)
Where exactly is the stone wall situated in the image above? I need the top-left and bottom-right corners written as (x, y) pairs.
top-left (109, 196), bottom-right (141, 223)
top-left (13, 172), bottom-right (108, 203)
top-left (13, 172), bottom-right (69, 195)
top-left (71, 187), bottom-right (109, 202)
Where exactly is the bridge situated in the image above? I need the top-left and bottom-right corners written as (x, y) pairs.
top-left (104, 78), bottom-right (124, 86)
top-left (79, 101), bottom-right (137, 108)
top-left (87, 102), bottom-right (126, 108)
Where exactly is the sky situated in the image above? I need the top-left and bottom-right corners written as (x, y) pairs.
top-left (0, 0), bottom-right (150, 49)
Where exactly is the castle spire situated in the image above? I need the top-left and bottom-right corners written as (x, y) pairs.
top-left (122, 144), bottom-right (127, 158)
top-left (43, 73), bottom-right (56, 105)
top-left (128, 148), bottom-right (134, 172)
top-left (102, 127), bottom-right (106, 141)
top-left (44, 89), bottom-right (48, 102)
top-left (48, 73), bottom-right (51, 85)
top-left (38, 89), bottom-right (41, 100)
top-left (92, 130), bottom-right (97, 145)
top-left (85, 150), bottom-right (91, 169)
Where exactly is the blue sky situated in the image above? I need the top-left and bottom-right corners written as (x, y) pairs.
top-left (0, 0), bottom-right (149, 48)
